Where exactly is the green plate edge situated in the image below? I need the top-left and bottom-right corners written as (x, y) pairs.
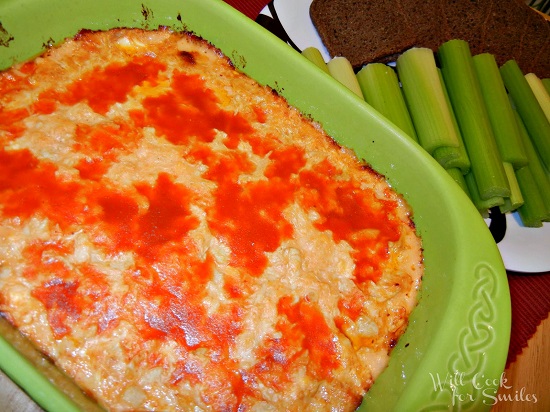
top-left (0, 0), bottom-right (511, 411)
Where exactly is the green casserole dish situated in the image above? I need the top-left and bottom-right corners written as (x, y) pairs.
top-left (0, 0), bottom-right (511, 410)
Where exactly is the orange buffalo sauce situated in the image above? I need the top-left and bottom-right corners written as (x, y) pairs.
top-left (0, 28), bottom-right (422, 411)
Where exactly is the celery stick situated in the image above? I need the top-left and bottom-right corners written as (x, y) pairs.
top-left (513, 109), bottom-right (550, 217)
top-left (543, 78), bottom-right (550, 96)
top-left (356, 63), bottom-right (418, 142)
top-left (512, 88), bottom-right (550, 227)
top-left (432, 147), bottom-right (461, 170)
top-left (473, 53), bottom-right (528, 168)
top-left (464, 171), bottom-right (505, 217)
top-left (500, 60), bottom-right (550, 170)
top-left (396, 47), bottom-right (460, 155)
top-left (446, 167), bottom-right (470, 197)
top-left (499, 199), bottom-right (514, 215)
top-left (327, 57), bottom-right (363, 98)
top-left (438, 40), bottom-right (510, 200)
top-left (302, 47), bottom-right (330, 74)
top-left (433, 69), bottom-right (471, 174)
top-left (516, 166), bottom-right (548, 227)
top-left (525, 73), bottom-right (550, 123)
top-left (464, 170), bottom-right (504, 215)
top-left (499, 162), bottom-right (523, 213)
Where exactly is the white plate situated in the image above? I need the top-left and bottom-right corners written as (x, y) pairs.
top-left (258, 0), bottom-right (550, 274)
top-left (491, 214), bottom-right (550, 273)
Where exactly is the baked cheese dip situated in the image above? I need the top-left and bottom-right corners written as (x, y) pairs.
top-left (0, 28), bottom-right (423, 411)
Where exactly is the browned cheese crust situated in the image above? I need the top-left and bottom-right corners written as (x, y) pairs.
top-left (0, 28), bottom-right (423, 411)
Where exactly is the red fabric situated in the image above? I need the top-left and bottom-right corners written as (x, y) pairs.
top-left (223, 0), bottom-right (269, 19)
top-left (224, 0), bottom-right (550, 369)
top-left (506, 272), bottom-right (550, 366)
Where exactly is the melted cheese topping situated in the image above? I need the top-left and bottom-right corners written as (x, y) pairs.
top-left (0, 28), bottom-right (423, 411)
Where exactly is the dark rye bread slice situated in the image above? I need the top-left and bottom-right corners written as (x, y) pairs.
top-left (310, 0), bottom-right (550, 78)
top-left (439, 0), bottom-right (495, 55)
top-left (401, 0), bottom-right (447, 51)
top-left (309, 0), bottom-right (417, 69)
top-left (482, 0), bottom-right (529, 67)
top-left (527, 29), bottom-right (550, 79)
top-left (518, 10), bottom-right (550, 77)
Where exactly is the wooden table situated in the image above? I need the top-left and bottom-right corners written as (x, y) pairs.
top-left (493, 315), bottom-right (550, 412)
top-left (0, 370), bottom-right (43, 412)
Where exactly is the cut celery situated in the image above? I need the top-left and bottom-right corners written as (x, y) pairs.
top-left (525, 73), bottom-right (550, 123)
top-left (464, 170), bottom-right (504, 215)
top-left (433, 69), bottom-right (471, 174)
top-left (543, 78), bottom-right (550, 96)
top-left (356, 63), bottom-right (418, 142)
top-left (473, 53), bottom-right (528, 168)
top-left (513, 108), bottom-right (550, 218)
top-left (499, 162), bottom-right (523, 213)
top-left (438, 40), bottom-right (510, 200)
top-left (432, 146), bottom-right (462, 171)
top-left (512, 73), bottom-right (548, 228)
top-left (446, 167), bottom-right (470, 197)
top-left (396, 47), bottom-right (460, 155)
top-left (327, 57), bottom-right (363, 98)
top-left (301, 47), bottom-right (330, 74)
top-left (500, 60), bottom-right (550, 171)
top-left (516, 166), bottom-right (548, 227)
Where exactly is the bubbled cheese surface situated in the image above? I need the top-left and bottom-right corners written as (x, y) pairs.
top-left (0, 28), bottom-right (423, 411)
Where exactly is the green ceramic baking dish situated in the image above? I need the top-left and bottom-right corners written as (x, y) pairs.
top-left (0, 0), bottom-right (511, 410)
